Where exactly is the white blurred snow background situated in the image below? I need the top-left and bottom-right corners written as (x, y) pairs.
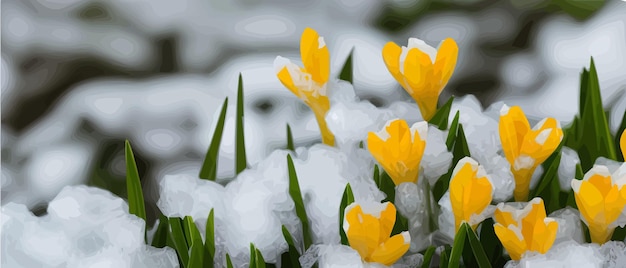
top-left (2, 0), bottom-right (626, 267)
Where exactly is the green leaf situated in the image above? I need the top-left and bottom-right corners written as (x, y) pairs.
top-left (421, 246), bottom-right (436, 268)
top-left (339, 183), bottom-right (355, 246)
top-left (199, 98), bottom-right (228, 181)
top-left (616, 111), bottom-right (626, 162)
top-left (205, 209), bottom-right (216, 267)
top-left (452, 124), bottom-right (471, 158)
top-left (286, 124), bottom-right (295, 151)
top-left (339, 48), bottom-right (353, 83)
top-left (448, 223), bottom-right (467, 268)
top-left (226, 254), bottom-right (233, 268)
top-left (479, 218), bottom-right (505, 266)
top-left (373, 165), bottom-right (381, 188)
top-left (188, 235), bottom-right (205, 268)
top-left (183, 216), bottom-right (202, 248)
top-left (446, 111), bottom-right (461, 150)
top-left (169, 217), bottom-right (190, 267)
top-left (282, 226), bottom-right (302, 268)
top-left (151, 214), bottom-right (170, 248)
top-left (430, 96), bottom-right (455, 130)
top-left (440, 245), bottom-right (452, 268)
top-left (552, 0), bottom-right (605, 20)
top-left (577, 58), bottom-right (617, 171)
top-left (359, 140), bottom-right (364, 149)
top-left (250, 243), bottom-right (257, 268)
top-left (236, 73), bottom-right (248, 174)
top-left (255, 248), bottom-right (266, 268)
top-left (379, 171), bottom-right (396, 203)
top-left (464, 223), bottom-right (492, 268)
top-left (530, 148), bottom-right (562, 197)
top-left (125, 140), bottom-right (147, 242)
top-left (287, 154), bottom-right (312, 250)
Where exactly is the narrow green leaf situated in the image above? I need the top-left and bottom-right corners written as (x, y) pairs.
top-left (373, 165), bottom-right (381, 188)
top-left (479, 218), bottom-right (504, 266)
top-left (453, 124), bottom-right (471, 158)
top-left (578, 58), bottom-right (617, 170)
top-left (339, 48), bottom-right (353, 83)
top-left (255, 248), bottom-right (266, 268)
top-left (616, 111), bottom-right (626, 162)
top-left (339, 183), bottom-right (355, 246)
top-left (530, 148), bottom-right (562, 197)
top-left (152, 214), bottom-right (170, 248)
top-left (391, 210), bottom-right (408, 236)
top-left (430, 96), bottom-right (455, 130)
top-left (125, 140), bottom-right (146, 223)
top-left (287, 154), bottom-right (312, 250)
top-left (464, 223), bottom-right (492, 268)
top-left (359, 140), bottom-right (364, 149)
top-left (282, 225), bottom-right (302, 268)
top-left (199, 98), bottom-right (228, 181)
top-left (446, 111), bottom-right (461, 150)
top-left (286, 124), bottom-right (295, 151)
top-left (440, 246), bottom-right (451, 268)
top-left (421, 246), bottom-right (436, 268)
top-left (205, 209), bottom-right (216, 266)
top-left (183, 216), bottom-right (199, 247)
top-left (434, 123), bottom-right (471, 201)
top-left (236, 73), bottom-right (248, 174)
top-left (379, 171), bottom-right (396, 203)
top-left (250, 243), bottom-right (257, 268)
top-left (226, 254), bottom-right (233, 268)
top-left (188, 235), bottom-right (205, 268)
top-left (448, 223), bottom-right (467, 268)
top-left (169, 217), bottom-right (190, 267)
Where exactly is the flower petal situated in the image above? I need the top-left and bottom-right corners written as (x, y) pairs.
top-left (368, 231), bottom-right (411, 266)
top-left (344, 204), bottom-right (381, 259)
top-left (433, 38), bottom-right (458, 90)
top-left (499, 105), bottom-right (531, 166)
top-left (300, 27), bottom-right (329, 84)
top-left (494, 223), bottom-right (526, 261)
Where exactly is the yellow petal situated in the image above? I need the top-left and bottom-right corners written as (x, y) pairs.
top-left (382, 42), bottom-right (408, 90)
top-left (378, 203), bottom-right (397, 243)
top-left (494, 207), bottom-right (519, 228)
top-left (403, 48), bottom-right (437, 120)
top-left (300, 27), bottom-right (329, 85)
top-left (494, 224), bottom-right (526, 261)
top-left (345, 204), bottom-right (381, 259)
top-left (277, 66), bottom-right (301, 98)
top-left (535, 219), bottom-right (558, 254)
top-left (433, 38), bottom-right (458, 91)
top-left (499, 106), bottom-right (531, 166)
top-left (368, 232), bottom-right (411, 266)
top-left (449, 158), bottom-right (493, 231)
top-left (575, 179), bottom-right (606, 231)
top-left (519, 118), bottom-right (563, 166)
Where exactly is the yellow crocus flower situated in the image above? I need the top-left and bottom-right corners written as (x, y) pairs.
top-left (382, 37), bottom-right (458, 121)
top-left (571, 164), bottom-right (626, 244)
top-left (449, 157), bottom-right (493, 232)
top-left (367, 119), bottom-right (428, 185)
top-left (499, 105), bottom-right (563, 201)
top-left (493, 198), bottom-right (558, 261)
top-left (275, 27), bottom-right (334, 146)
top-left (343, 202), bottom-right (410, 266)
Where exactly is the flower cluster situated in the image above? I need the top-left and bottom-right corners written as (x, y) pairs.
top-left (271, 28), bottom-right (626, 266)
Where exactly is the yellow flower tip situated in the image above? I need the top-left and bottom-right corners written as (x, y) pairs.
top-left (274, 27), bottom-right (335, 146)
top-left (343, 202), bottom-right (410, 266)
top-left (366, 119), bottom-right (428, 185)
top-left (493, 198), bottom-right (558, 261)
top-left (571, 164), bottom-right (626, 244)
top-left (449, 157), bottom-right (493, 232)
top-left (499, 105), bottom-right (563, 201)
top-left (619, 129), bottom-right (626, 159)
top-left (381, 37), bottom-right (458, 121)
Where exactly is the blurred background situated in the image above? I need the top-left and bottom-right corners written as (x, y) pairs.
top-left (2, 0), bottom-right (625, 225)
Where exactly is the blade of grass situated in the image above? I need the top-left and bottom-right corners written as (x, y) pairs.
top-left (236, 73), bottom-right (248, 174)
top-left (125, 140), bottom-right (146, 220)
top-left (204, 209), bottom-right (216, 268)
top-left (286, 124), bottom-right (295, 151)
top-left (125, 140), bottom-right (147, 242)
top-left (430, 96), bottom-right (455, 130)
top-left (151, 214), bottom-right (170, 248)
top-left (282, 225), bottom-right (302, 267)
top-left (446, 111), bottom-right (460, 150)
top-left (199, 98), bottom-right (229, 181)
top-left (169, 217), bottom-right (190, 267)
top-left (287, 154), bottom-right (312, 250)
top-left (339, 48), bottom-right (353, 83)
top-left (255, 248), bottom-right (266, 268)
top-left (250, 243), bottom-right (257, 268)
top-left (463, 223), bottom-right (492, 268)
top-left (188, 235), bottom-right (205, 268)
top-left (421, 246), bottom-right (436, 268)
top-left (448, 223), bottom-right (467, 268)
top-left (339, 183), bottom-right (355, 245)
top-left (226, 254), bottom-right (233, 268)
top-left (440, 246), bottom-right (451, 268)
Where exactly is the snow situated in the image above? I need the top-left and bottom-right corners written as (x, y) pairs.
top-left (558, 147), bottom-right (580, 191)
top-left (549, 207), bottom-right (585, 245)
top-left (422, 127), bottom-right (453, 187)
top-left (1, 185), bottom-right (179, 268)
top-left (507, 241), bottom-right (603, 268)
